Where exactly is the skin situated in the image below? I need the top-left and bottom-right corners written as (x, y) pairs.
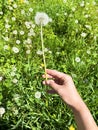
top-left (42, 69), bottom-right (98, 130)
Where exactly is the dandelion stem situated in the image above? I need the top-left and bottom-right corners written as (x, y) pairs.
top-left (41, 23), bottom-right (47, 80)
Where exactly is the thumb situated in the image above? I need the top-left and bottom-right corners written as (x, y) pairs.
top-left (43, 80), bottom-right (59, 92)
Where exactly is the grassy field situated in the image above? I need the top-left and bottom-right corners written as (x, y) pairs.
top-left (0, 0), bottom-right (98, 129)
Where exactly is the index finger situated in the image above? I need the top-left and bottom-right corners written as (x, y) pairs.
top-left (46, 69), bottom-right (65, 79)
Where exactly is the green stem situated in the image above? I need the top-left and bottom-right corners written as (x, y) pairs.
top-left (41, 23), bottom-right (47, 80)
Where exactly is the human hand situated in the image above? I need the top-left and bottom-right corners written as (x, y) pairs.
top-left (42, 69), bottom-right (82, 108)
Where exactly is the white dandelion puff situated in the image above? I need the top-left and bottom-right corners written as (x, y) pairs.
top-left (35, 91), bottom-right (41, 99)
top-left (35, 12), bottom-right (51, 26)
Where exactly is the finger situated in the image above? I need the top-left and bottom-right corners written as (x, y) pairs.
top-left (43, 80), bottom-right (60, 92)
top-left (46, 69), bottom-right (65, 79)
top-left (42, 74), bottom-right (53, 79)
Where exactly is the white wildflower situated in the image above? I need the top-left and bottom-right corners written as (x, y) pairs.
top-left (16, 40), bottom-right (20, 44)
top-left (21, 10), bottom-right (25, 15)
top-left (85, 25), bottom-right (91, 30)
top-left (0, 76), bottom-right (3, 81)
top-left (35, 12), bottom-right (51, 26)
top-left (35, 91), bottom-right (41, 99)
top-left (29, 8), bottom-right (33, 12)
top-left (12, 17), bottom-right (16, 21)
top-left (80, 1), bottom-right (85, 7)
top-left (81, 32), bottom-right (87, 38)
top-left (13, 30), bottom-right (18, 35)
top-left (87, 50), bottom-right (91, 54)
top-left (63, 0), bottom-right (67, 3)
top-left (0, 107), bottom-right (5, 117)
top-left (26, 49), bottom-right (30, 54)
top-left (44, 48), bottom-right (48, 52)
top-left (10, 71), bottom-right (16, 77)
top-left (20, 31), bottom-right (24, 35)
top-left (31, 24), bottom-right (35, 28)
top-left (3, 36), bottom-right (9, 41)
top-left (12, 66), bottom-right (17, 71)
top-left (75, 57), bottom-right (81, 63)
top-left (13, 4), bottom-right (17, 8)
top-left (12, 78), bottom-right (18, 84)
top-left (13, 94), bottom-right (20, 101)
top-left (36, 50), bottom-right (43, 55)
top-left (9, 6), bottom-right (13, 10)
top-left (27, 38), bottom-right (32, 44)
top-left (25, 21), bottom-right (31, 29)
top-left (72, 7), bottom-right (76, 12)
top-left (0, 11), bottom-right (3, 15)
top-left (84, 14), bottom-right (89, 18)
top-left (4, 45), bottom-right (9, 50)
top-left (12, 47), bottom-right (19, 53)
top-left (75, 19), bottom-right (78, 24)
top-left (5, 24), bottom-right (11, 29)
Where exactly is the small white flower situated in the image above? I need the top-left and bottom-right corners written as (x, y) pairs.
top-left (0, 107), bottom-right (5, 117)
top-left (5, 24), bottom-right (11, 29)
top-left (21, 10), bottom-right (25, 15)
top-left (64, 12), bottom-right (67, 16)
top-left (12, 66), bottom-right (17, 71)
top-left (25, 21), bottom-right (31, 29)
top-left (0, 11), bottom-right (3, 15)
top-left (13, 94), bottom-right (20, 101)
top-left (20, 31), bottom-right (24, 35)
top-left (75, 19), bottom-right (78, 24)
top-left (0, 76), bottom-right (3, 81)
top-left (31, 24), bottom-right (35, 28)
top-left (10, 72), bottom-right (16, 77)
top-left (3, 37), bottom-right (9, 41)
top-left (26, 49), bottom-right (30, 54)
top-left (63, 0), bottom-right (67, 3)
top-left (44, 48), bottom-right (48, 52)
top-left (13, 30), bottom-right (18, 35)
top-left (24, 0), bottom-right (29, 4)
top-left (4, 45), bottom-right (9, 50)
top-left (72, 7), bottom-right (76, 12)
top-left (84, 14), bottom-right (89, 18)
top-left (81, 32), bottom-right (87, 38)
top-left (12, 78), bottom-right (18, 84)
top-left (13, 4), bottom-right (17, 8)
top-left (27, 38), bottom-right (32, 44)
top-left (29, 8), bottom-right (33, 12)
top-left (9, 6), bottom-right (13, 10)
top-left (16, 40), bottom-right (20, 44)
top-left (36, 50), bottom-right (43, 55)
top-left (35, 12), bottom-right (51, 26)
top-left (12, 17), bottom-right (16, 21)
top-left (80, 1), bottom-right (85, 7)
top-left (85, 25), bottom-right (91, 30)
top-left (75, 57), bottom-right (81, 63)
top-left (35, 91), bottom-right (41, 99)
top-left (12, 47), bottom-right (19, 53)
top-left (87, 50), bottom-right (91, 54)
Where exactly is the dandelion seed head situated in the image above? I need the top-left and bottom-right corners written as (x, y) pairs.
top-left (35, 12), bottom-right (51, 26)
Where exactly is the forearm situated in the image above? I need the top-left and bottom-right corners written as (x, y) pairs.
top-left (71, 98), bottom-right (98, 130)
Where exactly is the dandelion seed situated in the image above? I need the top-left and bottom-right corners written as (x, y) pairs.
top-left (35, 12), bottom-right (50, 26)
top-left (35, 91), bottom-right (41, 99)
top-left (75, 57), bottom-right (81, 63)
top-left (12, 47), bottom-right (19, 53)
top-left (0, 107), bottom-right (5, 117)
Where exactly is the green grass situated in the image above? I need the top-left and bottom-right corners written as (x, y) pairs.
top-left (0, 0), bottom-right (98, 129)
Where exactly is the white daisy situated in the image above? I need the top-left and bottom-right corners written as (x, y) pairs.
top-left (0, 76), bottom-right (3, 81)
top-left (0, 107), bottom-right (5, 117)
top-left (12, 47), bottom-right (19, 53)
top-left (13, 30), bottom-right (18, 35)
top-left (75, 57), bottom-right (81, 63)
top-left (12, 78), bottom-right (18, 84)
top-left (35, 91), bottom-right (41, 99)
top-left (35, 12), bottom-right (51, 26)
top-left (16, 40), bottom-right (20, 44)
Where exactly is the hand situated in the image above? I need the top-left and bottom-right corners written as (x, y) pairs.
top-left (43, 69), bottom-right (82, 108)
